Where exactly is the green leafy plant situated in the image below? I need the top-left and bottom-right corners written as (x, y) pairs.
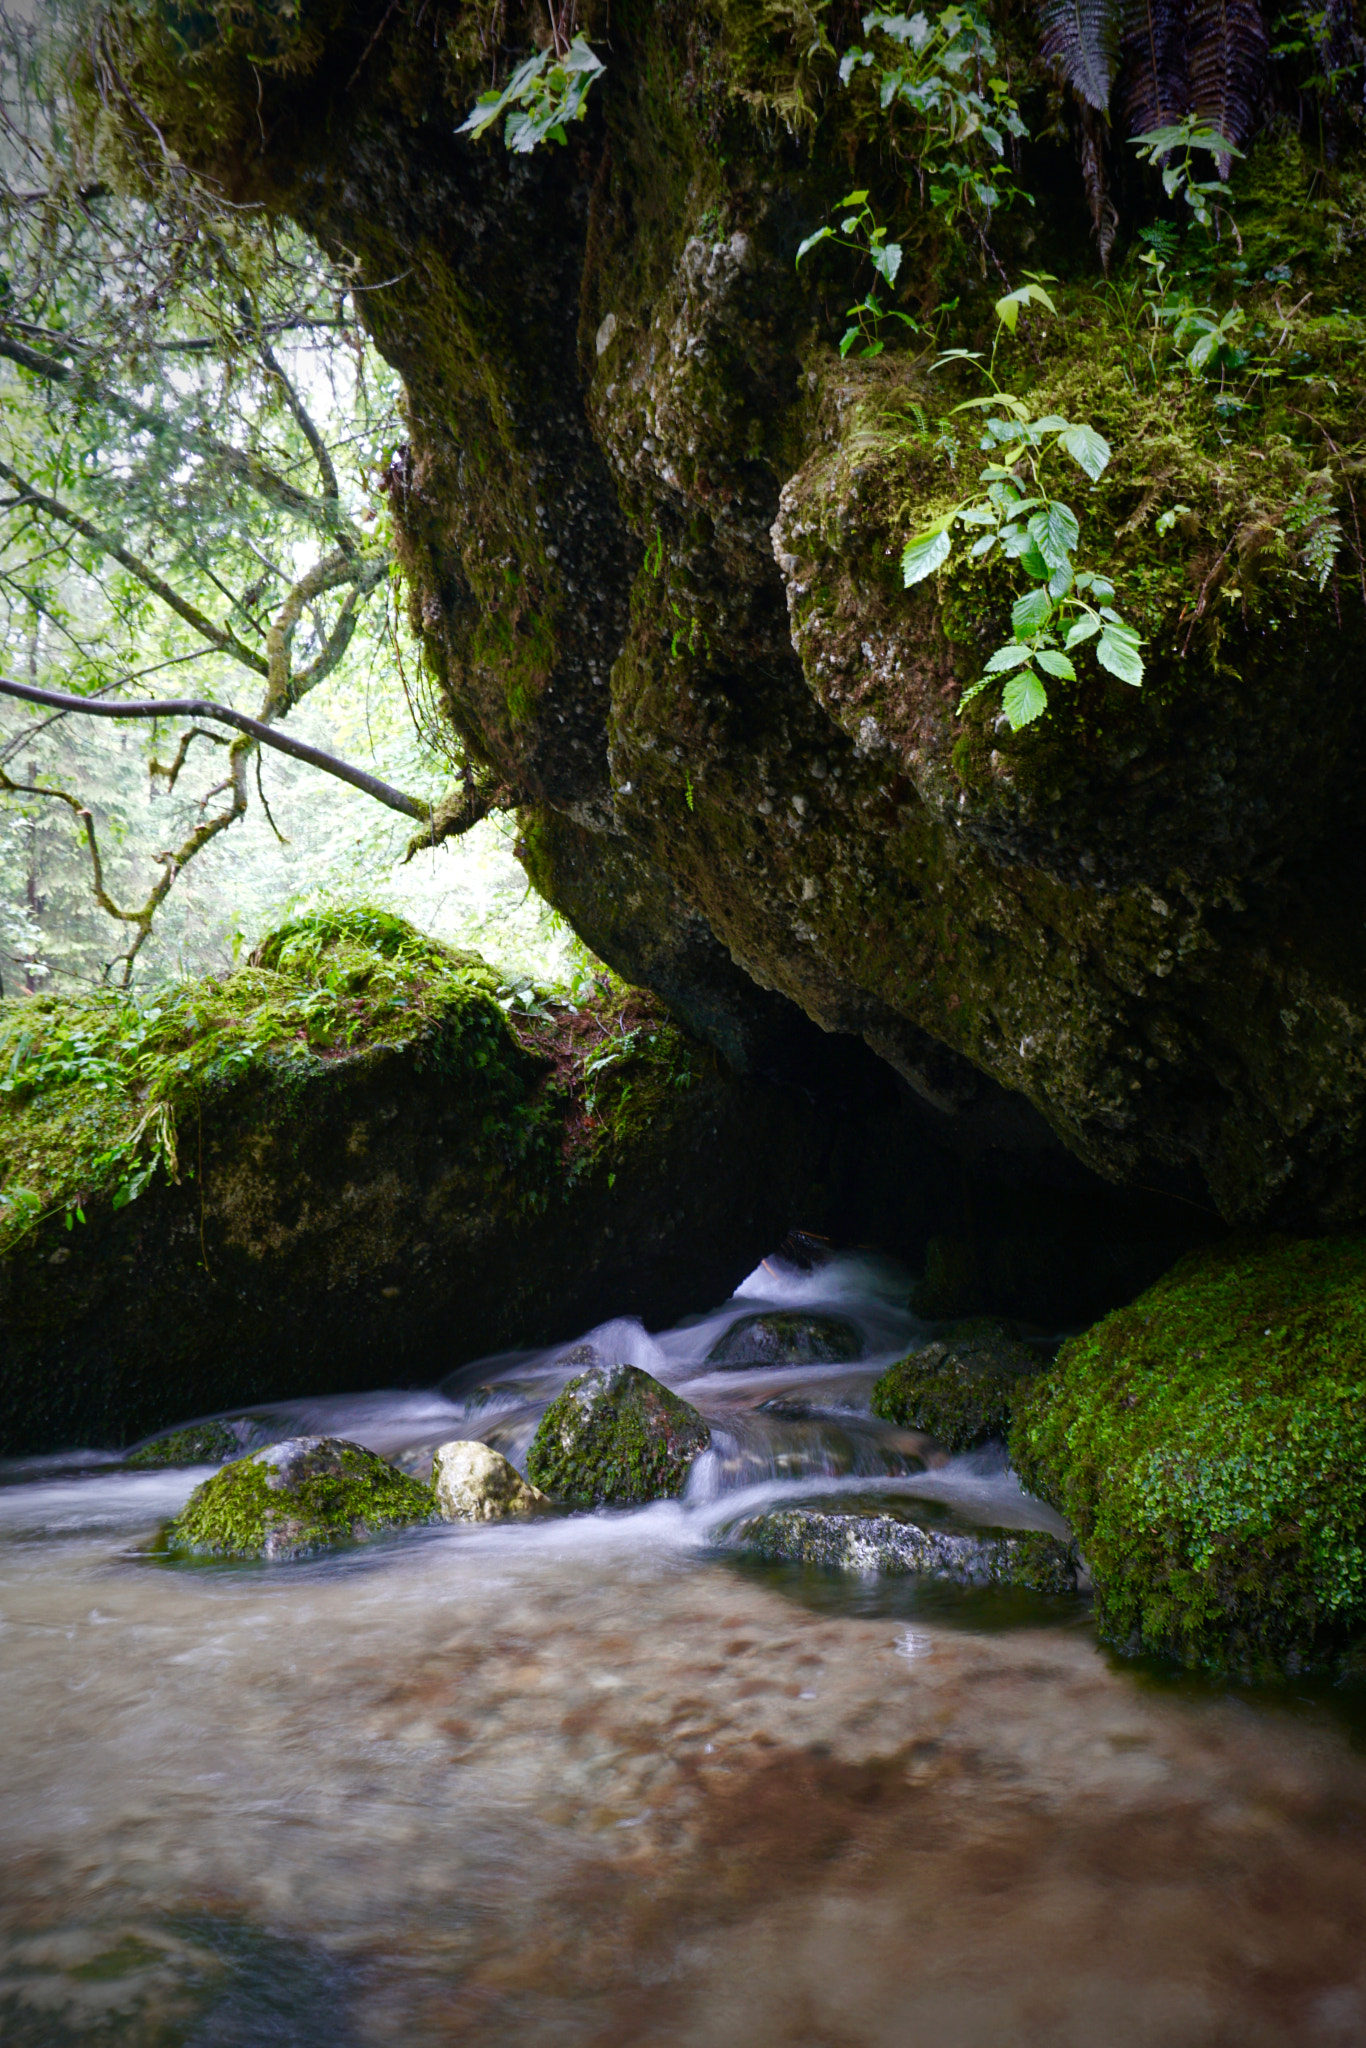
top-left (457, 34), bottom-right (605, 153)
top-left (796, 190), bottom-right (919, 357)
top-left (836, 8), bottom-right (1028, 232)
top-left (901, 286), bottom-right (1144, 729)
top-left (1131, 119), bottom-right (1243, 231)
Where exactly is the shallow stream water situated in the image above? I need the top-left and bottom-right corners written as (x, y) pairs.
top-left (4, 1251), bottom-right (1366, 2045)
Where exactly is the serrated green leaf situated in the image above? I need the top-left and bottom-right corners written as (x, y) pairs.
top-left (1002, 670), bottom-right (1049, 728)
top-left (1059, 423), bottom-right (1111, 482)
top-left (969, 534), bottom-right (998, 558)
top-left (1064, 614), bottom-right (1101, 647)
top-left (1096, 629), bottom-right (1145, 686)
top-left (1036, 648), bottom-right (1076, 679)
top-left (1011, 587), bottom-right (1053, 636)
top-left (983, 643), bottom-right (1035, 674)
top-left (902, 527), bottom-right (953, 585)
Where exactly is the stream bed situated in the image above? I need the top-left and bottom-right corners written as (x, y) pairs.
top-left (3, 1250), bottom-right (1366, 2045)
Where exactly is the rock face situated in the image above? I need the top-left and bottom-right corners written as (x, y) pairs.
top-left (432, 1440), bottom-right (551, 1521)
top-left (724, 1498), bottom-right (1081, 1595)
top-left (1011, 1237), bottom-right (1366, 1676)
top-left (160, 1437), bottom-right (437, 1560)
top-left (103, 3), bottom-right (1366, 1232)
top-left (526, 1364), bottom-right (710, 1505)
top-left (872, 1322), bottom-right (1040, 1451)
top-left (706, 1312), bottom-right (863, 1368)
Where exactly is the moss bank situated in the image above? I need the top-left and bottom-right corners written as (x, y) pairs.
top-left (1010, 1237), bottom-right (1366, 1676)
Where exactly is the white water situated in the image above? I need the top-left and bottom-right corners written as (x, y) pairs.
top-left (3, 1249), bottom-right (1366, 2044)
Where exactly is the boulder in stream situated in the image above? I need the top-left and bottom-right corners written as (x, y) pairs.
top-left (432, 1440), bottom-right (551, 1522)
top-left (872, 1321), bottom-right (1040, 1450)
top-left (725, 1497), bottom-right (1082, 1594)
top-left (126, 1414), bottom-right (282, 1467)
top-left (706, 1312), bottom-right (863, 1368)
top-left (1011, 1236), bottom-right (1366, 1677)
top-left (159, 1436), bottom-right (437, 1560)
top-left (526, 1365), bottom-right (710, 1506)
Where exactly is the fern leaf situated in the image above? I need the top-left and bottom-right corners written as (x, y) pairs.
top-left (1186, 0), bottom-right (1269, 165)
top-left (1119, 0), bottom-right (1188, 135)
top-left (1035, 0), bottom-right (1122, 110)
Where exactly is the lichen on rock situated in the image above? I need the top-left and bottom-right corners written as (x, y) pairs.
top-left (432, 1439), bottom-right (551, 1521)
top-left (160, 1436), bottom-right (438, 1560)
top-left (525, 1363), bottom-right (710, 1505)
top-left (724, 1496), bottom-right (1081, 1594)
top-left (872, 1320), bottom-right (1040, 1451)
top-left (1010, 1236), bottom-right (1366, 1676)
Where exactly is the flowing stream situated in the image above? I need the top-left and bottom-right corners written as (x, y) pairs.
top-left (3, 1249), bottom-right (1366, 2045)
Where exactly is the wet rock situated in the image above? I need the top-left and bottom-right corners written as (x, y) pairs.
top-left (432, 1440), bottom-right (551, 1522)
top-left (725, 1497), bottom-right (1082, 1594)
top-left (526, 1364), bottom-right (710, 1506)
top-left (707, 1312), bottom-right (863, 1368)
top-left (1011, 1235), bottom-right (1366, 1675)
top-left (126, 1414), bottom-right (279, 1467)
top-left (872, 1321), bottom-right (1040, 1450)
top-left (159, 1436), bottom-right (437, 1561)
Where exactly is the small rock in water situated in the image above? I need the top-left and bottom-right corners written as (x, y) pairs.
top-left (725, 1498), bottom-right (1081, 1594)
top-left (872, 1319), bottom-right (1039, 1450)
top-left (158, 1437), bottom-right (437, 1560)
top-left (526, 1364), bottom-right (710, 1505)
top-left (125, 1414), bottom-right (279, 1467)
top-left (706, 1311), bottom-right (863, 1368)
top-left (432, 1440), bottom-right (551, 1522)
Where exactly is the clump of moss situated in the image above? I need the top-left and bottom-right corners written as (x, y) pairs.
top-left (127, 1420), bottom-right (243, 1467)
top-left (706, 1310), bottom-right (863, 1366)
top-left (873, 1319), bottom-right (1038, 1449)
top-left (1010, 1237), bottom-right (1366, 1676)
top-left (526, 1363), bottom-right (711, 1505)
top-left (160, 1436), bottom-right (437, 1560)
top-left (0, 907), bottom-right (543, 1257)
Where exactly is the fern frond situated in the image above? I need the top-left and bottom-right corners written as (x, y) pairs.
top-left (1035, 0), bottom-right (1122, 110)
top-left (1119, 0), bottom-right (1188, 135)
top-left (1186, 0), bottom-right (1269, 164)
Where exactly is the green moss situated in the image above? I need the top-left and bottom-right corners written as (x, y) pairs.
top-left (161, 1437), bottom-right (437, 1559)
top-left (873, 1320), bottom-right (1037, 1449)
top-left (126, 1420), bottom-right (242, 1467)
top-left (1009, 1236), bottom-right (1366, 1676)
top-left (0, 907), bottom-right (554, 1257)
top-left (526, 1363), bottom-right (710, 1504)
top-left (706, 1311), bottom-right (863, 1366)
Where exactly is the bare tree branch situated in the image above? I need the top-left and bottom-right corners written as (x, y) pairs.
top-left (0, 457), bottom-right (269, 675)
top-left (0, 675), bottom-right (434, 822)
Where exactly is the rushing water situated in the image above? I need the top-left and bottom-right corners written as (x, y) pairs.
top-left (3, 1250), bottom-right (1366, 2045)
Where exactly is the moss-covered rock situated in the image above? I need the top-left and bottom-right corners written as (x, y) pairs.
top-left (0, 910), bottom-right (846, 1456)
top-left (873, 1321), bottom-right (1040, 1450)
top-left (526, 1363), bottom-right (710, 1505)
top-left (126, 1416), bottom-right (276, 1467)
top-left (706, 1310), bottom-right (863, 1367)
top-left (160, 1437), bottom-right (437, 1560)
top-left (1009, 1237), bottom-right (1366, 1675)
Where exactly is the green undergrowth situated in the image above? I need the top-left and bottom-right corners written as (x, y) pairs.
top-left (1010, 1237), bottom-right (1366, 1677)
top-left (0, 907), bottom-right (533, 1257)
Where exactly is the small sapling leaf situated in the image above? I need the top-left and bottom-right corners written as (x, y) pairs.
top-left (1002, 670), bottom-right (1049, 728)
top-left (1059, 423), bottom-right (1111, 481)
top-left (982, 642), bottom-right (1035, 673)
top-left (1011, 586), bottom-right (1053, 635)
top-left (901, 527), bottom-right (954, 584)
top-left (1035, 648), bottom-right (1076, 679)
top-left (1096, 627), bottom-right (1145, 686)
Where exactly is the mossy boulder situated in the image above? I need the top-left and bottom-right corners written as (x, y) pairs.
top-left (525, 1364), bottom-right (710, 1506)
top-left (1009, 1237), bottom-right (1366, 1676)
top-left (706, 1311), bottom-right (863, 1368)
top-left (160, 1437), bottom-right (438, 1560)
top-left (0, 910), bottom-right (849, 1456)
top-left (126, 1416), bottom-right (277, 1467)
top-left (873, 1321), bottom-right (1040, 1451)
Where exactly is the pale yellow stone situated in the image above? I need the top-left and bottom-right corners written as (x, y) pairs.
top-left (432, 1440), bottom-right (551, 1523)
